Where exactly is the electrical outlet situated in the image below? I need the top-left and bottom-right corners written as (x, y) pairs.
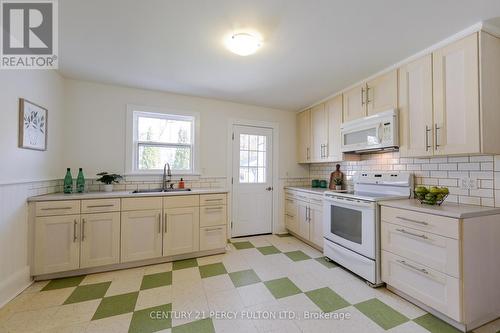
top-left (459, 177), bottom-right (478, 190)
top-left (469, 178), bottom-right (478, 190)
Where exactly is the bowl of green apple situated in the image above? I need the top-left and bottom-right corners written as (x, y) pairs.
top-left (414, 186), bottom-right (449, 206)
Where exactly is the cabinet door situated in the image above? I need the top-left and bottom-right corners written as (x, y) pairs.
top-left (310, 103), bottom-right (328, 161)
top-left (398, 55), bottom-right (434, 157)
top-left (200, 225), bottom-right (226, 251)
top-left (80, 212), bottom-right (120, 268)
top-left (121, 210), bottom-right (162, 263)
top-left (325, 95), bottom-right (343, 161)
top-left (284, 197), bottom-right (298, 234)
top-left (343, 84), bottom-right (366, 122)
top-left (297, 201), bottom-right (310, 240)
top-left (34, 215), bottom-right (80, 275)
top-left (366, 69), bottom-right (398, 116)
top-left (433, 33), bottom-right (480, 155)
top-left (309, 204), bottom-right (324, 249)
top-left (296, 109), bottom-right (311, 163)
top-left (163, 207), bottom-right (200, 256)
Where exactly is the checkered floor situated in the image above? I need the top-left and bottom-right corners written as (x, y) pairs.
top-left (1, 234), bottom-right (499, 333)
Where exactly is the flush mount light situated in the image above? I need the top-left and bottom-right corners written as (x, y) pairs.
top-left (226, 33), bottom-right (262, 56)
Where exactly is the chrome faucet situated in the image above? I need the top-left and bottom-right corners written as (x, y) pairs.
top-left (163, 163), bottom-right (172, 190)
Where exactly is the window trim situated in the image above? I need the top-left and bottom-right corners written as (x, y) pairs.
top-left (125, 105), bottom-right (200, 175)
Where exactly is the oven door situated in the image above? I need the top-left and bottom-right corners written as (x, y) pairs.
top-left (323, 196), bottom-right (376, 259)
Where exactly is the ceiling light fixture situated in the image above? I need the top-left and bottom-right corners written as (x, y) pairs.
top-left (226, 32), bottom-right (262, 56)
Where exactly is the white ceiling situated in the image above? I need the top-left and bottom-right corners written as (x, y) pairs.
top-left (59, 0), bottom-right (500, 111)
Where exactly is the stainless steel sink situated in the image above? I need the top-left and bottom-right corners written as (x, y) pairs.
top-left (132, 188), bottom-right (192, 194)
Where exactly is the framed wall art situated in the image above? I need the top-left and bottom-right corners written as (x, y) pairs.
top-left (18, 98), bottom-right (48, 151)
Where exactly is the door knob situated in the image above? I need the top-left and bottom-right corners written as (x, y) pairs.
top-left (265, 187), bottom-right (273, 191)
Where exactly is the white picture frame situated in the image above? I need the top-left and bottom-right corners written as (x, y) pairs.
top-left (19, 98), bottom-right (48, 151)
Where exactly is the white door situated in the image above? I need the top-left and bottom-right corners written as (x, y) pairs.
top-left (232, 125), bottom-right (273, 237)
top-left (80, 212), bottom-right (121, 268)
top-left (34, 215), bottom-right (80, 275)
top-left (121, 210), bottom-right (163, 263)
top-left (163, 207), bottom-right (200, 256)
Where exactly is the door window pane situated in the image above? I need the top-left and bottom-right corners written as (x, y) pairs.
top-left (239, 134), bottom-right (267, 183)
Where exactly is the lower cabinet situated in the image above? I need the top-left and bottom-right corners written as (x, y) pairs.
top-left (121, 210), bottom-right (163, 263)
top-left (34, 215), bottom-right (80, 275)
top-left (309, 203), bottom-right (324, 248)
top-left (200, 225), bottom-right (226, 251)
top-left (163, 207), bottom-right (200, 256)
top-left (80, 212), bottom-right (120, 268)
top-left (297, 200), bottom-right (310, 240)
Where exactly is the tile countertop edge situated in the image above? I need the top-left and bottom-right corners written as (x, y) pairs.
top-left (284, 186), bottom-right (329, 195)
top-left (379, 199), bottom-right (500, 219)
top-left (28, 188), bottom-right (229, 202)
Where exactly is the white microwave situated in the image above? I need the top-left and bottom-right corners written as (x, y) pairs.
top-left (341, 109), bottom-right (399, 153)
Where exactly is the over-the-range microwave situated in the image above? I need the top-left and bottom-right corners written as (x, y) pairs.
top-left (341, 109), bottom-right (399, 153)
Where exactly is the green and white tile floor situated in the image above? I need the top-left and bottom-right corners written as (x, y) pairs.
top-left (1, 234), bottom-right (500, 333)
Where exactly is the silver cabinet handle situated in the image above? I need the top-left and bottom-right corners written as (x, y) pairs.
top-left (86, 204), bottom-right (115, 208)
top-left (285, 213), bottom-right (294, 218)
top-left (425, 125), bottom-right (432, 151)
top-left (205, 199), bottom-right (223, 202)
top-left (82, 218), bottom-right (86, 241)
top-left (396, 216), bottom-right (429, 226)
top-left (397, 259), bottom-right (429, 275)
top-left (361, 87), bottom-right (365, 106)
top-left (205, 227), bottom-right (224, 232)
top-left (285, 198), bottom-right (294, 203)
top-left (306, 147), bottom-right (310, 160)
top-left (435, 124), bottom-right (441, 148)
top-left (324, 144), bottom-right (329, 158)
top-left (205, 206), bottom-right (223, 210)
top-left (164, 213), bottom-right (167, 233)
top-left (158, 213), bottom-right (161, 234)
top-left (396, 228), bottom-right (428, 240)
top-left (366, 86), bottom-right (372, 104)
top-left (73, 219), bottom-right (78, 242)
top-left (42, 207), bottom-right (73, 210)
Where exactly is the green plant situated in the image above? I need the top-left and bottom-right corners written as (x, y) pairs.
top-left (96, 172), bottom-right (123, 185)
top-left (333, 177), bottom-right (343, 186)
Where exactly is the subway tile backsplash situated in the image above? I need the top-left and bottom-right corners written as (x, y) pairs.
top-left (309, 152), bottom-right (500, 208)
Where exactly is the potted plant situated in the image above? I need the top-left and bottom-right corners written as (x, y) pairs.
top-left (96, 172), bottom-right (123, 192)
top-left (333, 177), bottom-right (343, 191)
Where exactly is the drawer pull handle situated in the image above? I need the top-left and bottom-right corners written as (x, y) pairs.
top-left (86, 204), bottom-right (115, 208)
top-left (205, 207), bottom-right (223, 210)
top-left (285, 199), bottom-right (294, 202)
top-left (396, 228), bottom-right (428, 240)
top-left (42, 207), bottom-right (73, 210)
top-left (205, 227), bottom-right (223, 232)
top-left (205, 199), bottom-right (223, 202)
top-left (82, 219), bottom-right (86, 241)
top-left (158, 213), bottom-right (161, 234)
top-left (285, 213), bottom-right (294, 218)
top-left (396, 216), bottom-right (428, 226)
top-left (164, 213), bottom-right (168, 233)
top-left (397, 260), bottom-right (429, 275)
top-left (73, 219), bottom-right (78, 242)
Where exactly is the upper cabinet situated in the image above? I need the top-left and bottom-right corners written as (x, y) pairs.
top-left (400, 32), bottom-right (500, 157)
top-left (342, 84), bottom-right (366, 122)
top-left (366, 70), bottom-right (398, 116)
top-left (399, 54), bottom-right (434, 157)
top-left (325, 95), bottom-right (344, 162)
top-left (310, 104), bottom-right (328, 161)
top-left (296, 109), bottom-right (311, 163)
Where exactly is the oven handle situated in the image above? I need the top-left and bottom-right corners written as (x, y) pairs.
top-left (323, 197), bottom-right (374, 208)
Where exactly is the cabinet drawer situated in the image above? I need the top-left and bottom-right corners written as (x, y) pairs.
top-left (164, 195), bottom-right (199, 209)
top-left (285, 197), bottom-right (297, 215)
top-left (36, 200), bottom-right (80, 217)
top-left (200, 194), bottom-right (226, 206)
top-left (285, 212), bottom-right (298, 234)
top-left (382, 251), bottom-right (461, 321)
top-left (309, 196), bottom-right (323, 207)
top-left (381, 206), bottom-right (459, 239)
top-left (200, 225), bottom-right (226, 251)
top-left (81, 199), bottom-right (121, 213)
top-left (200, 205), bottom-right (227, 227)
top-left (381, 222), bottom-right (460, 278)
top-left (121, 197), bottom-right (162, 211)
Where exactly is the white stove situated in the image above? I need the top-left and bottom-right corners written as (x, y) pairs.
top-left (323, 172), bottom-right (413, 286)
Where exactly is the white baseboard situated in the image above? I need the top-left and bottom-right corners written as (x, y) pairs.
top-left (0, 266), bottom-right (32, 309)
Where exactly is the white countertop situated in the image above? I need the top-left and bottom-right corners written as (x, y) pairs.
top-left (380, 199), bottom-right (500, 219)
top-left (284, 186), bottom-right (329, 195)
top-left (28, 188), bottom-right (228, 202)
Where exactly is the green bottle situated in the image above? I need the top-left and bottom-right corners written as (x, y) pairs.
top-left (63, 168), bottom-right (73, 194)
top-left (76, 168), bottom-right (85, 193)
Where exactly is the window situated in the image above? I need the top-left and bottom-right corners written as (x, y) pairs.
top-left (239, 134), bottom-right (266, 183)
top-left (127, 106), bottom-right (199, 174)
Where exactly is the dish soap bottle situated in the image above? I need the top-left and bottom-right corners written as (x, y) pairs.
top-left (76, 168), bottom-right (85, 193)
top-left (63, 168), bottom-right (73, 194)
top-left (178, 178), bottom-right (185, 189)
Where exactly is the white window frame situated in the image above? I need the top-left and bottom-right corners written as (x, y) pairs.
top-left (125, 105), bottom-right (200, 175)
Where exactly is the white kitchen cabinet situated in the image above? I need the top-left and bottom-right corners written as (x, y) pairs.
top-left (310, 103), bottom-right (328, 161)
top-left (325, 95), bottom-right (343, 162)
top-left (343, 84), bottom-right (366, 122)
top-left (398, 54), bottom-right (434, 157)
top-left (200, 225), bottom-right (226, 251)
top-left (433, 33), bottom-right (480, 155)
top-left (121, 210), bottom-right (163, 263)
top-left (200, 205), bottom-right (226, 227)
top-left (366, 69), bottom-right (398, 116)
top-left (80, 212), bottom-right (121, 268)
top-left (284, 195), bottom-right (299, 234)
top-left (296, 200), bottom-right (310, 240)
top-left (34, 215), bottom-right (80, 275)
top-left (163, 207), bottom-right (200, 256)
top-left (309, 203), bottom-right (324, 248)
top-left (296, 109), bottom-right (311, 163)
